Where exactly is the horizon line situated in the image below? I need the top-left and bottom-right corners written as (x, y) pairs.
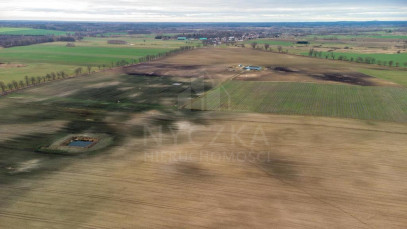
top-left (0, 19), bottom-right (406, 24)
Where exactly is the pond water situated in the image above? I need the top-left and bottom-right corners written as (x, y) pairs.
top-left (68, 140), bottom-right (94, 147)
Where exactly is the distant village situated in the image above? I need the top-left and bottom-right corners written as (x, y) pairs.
top-left (156, 31), bottom-right (281, 46)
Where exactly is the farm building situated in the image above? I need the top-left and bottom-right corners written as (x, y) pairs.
top-left (177, 37), bottom-right (187, 40)
top-left (243, 66), bottom-right (262, 71)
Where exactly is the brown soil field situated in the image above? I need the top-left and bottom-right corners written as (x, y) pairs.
top-left (125, 48), bottom-right (401, 87)
top-left (1, 111), bottom-right (406, 228)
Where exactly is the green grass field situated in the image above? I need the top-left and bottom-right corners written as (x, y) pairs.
top-left (300, 51), bottom-right (407, 67)
top-left (358, 68), bottom-right (407, 87)
top-left (189, 81), bottom-right (407, 122)
top-left (0, 27), bottom-right (69, 36)
top-left (0, 36), bottom-right (195, 84)
top-left (79, 36), bottom-right (194, 49)
top-left (0, 44), bottom-right (170, 65)
top-left (0, 63), bottom-right (78, 84)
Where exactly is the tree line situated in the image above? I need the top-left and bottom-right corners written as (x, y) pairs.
top-left (247, 42), bottom-right (406, 68)
top-left (0, 46), bottom-right (196, 95)
top-left (250, 42), bottom-right (288, 53)
top-left (0, 35), bottom-right (77, 48)
top-left (308, 49), bottom-right (406, 67)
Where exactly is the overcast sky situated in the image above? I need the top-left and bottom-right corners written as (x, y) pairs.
top-left (0, 0), bottom-right (406, 22)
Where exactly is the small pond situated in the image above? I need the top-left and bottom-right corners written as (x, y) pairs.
top-left (68, 140), bottom-right (94, 147)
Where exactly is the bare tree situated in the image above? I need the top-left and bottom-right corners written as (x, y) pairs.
top-left (7, 83), bottom-right (13, 90)
top-left (75, 67), bottom-right (82, 76)
top-left (25, 75), bottom-right (30, 86)
top-left (12, 80), bottom-right (18, 89)
top-left (19, 80), bottom-right (25, 88)
top-left (277, 46), bottom-right (283, 53)
top-left (0, 81), bottom-right (6, 94)
top-left (264, 43), bottom-right (270, 50)
top-left (87, 65), bottom-right (92, 74)
top-left (308, 48), bottom-right (314, 56)
top-left (251, 42), bottom-right (258, 49)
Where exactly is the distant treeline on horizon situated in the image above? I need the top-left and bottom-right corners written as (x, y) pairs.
top-left (0, 20), bottom-right (406, 29)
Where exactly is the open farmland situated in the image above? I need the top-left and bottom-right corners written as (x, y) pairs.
top-left (1, 51), bottom-right (407, 228)
top-left (300, 51), bottom-right (407, 67)
top-left (1, 11), bottom-right (407, 229)
top-left (0, 36), bottom-right (195, 84)
top-left (188, 81), bottom-right (407, 122)
top-left (80, 36), bottom-right (196, 49)
top-left (0, 44), bottom-right (170, 65)
top-left (0, 63), bottom-right (79, 84)
top-left (0, 27), bottom-right (69, 36)
top-left (358, 68), bottom-right (407, 87)
top-left (1, 21), bottom-right (407, 229)
top-left (244, 30), bottom-right (407, 68)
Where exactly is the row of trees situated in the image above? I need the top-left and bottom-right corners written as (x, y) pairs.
top-left (247, 42), bottom-right (406, 68)
top-left (308, 49), bottom-right (407, 67)
top-left (138, 46), bottom-right (195, 63)
top-left (0, 71), bottom-right (72, 94)
top-left (0, 67), bottom-right (89, 94)
top-left (250, 42), bottom-right (287, 53)
top-left (0, 35), bottom-right (76, 48)
top-left (0, 46), bottom-right (196, 95)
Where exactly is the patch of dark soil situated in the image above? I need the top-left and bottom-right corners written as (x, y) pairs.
top-left (273, 66), bottom-right (297, 72)
top-left (260, 158), bottom-right (298, 181)
top-left (125, 63), bottom-right (204, 72)
top-left (310, 72), bottom-right (377, 86)
top-left (126, 72), bottom-right (164, 77)
top-left (174, 162), bottom-right (212, 179)
top-left (124, 63), bottom-right (208, 79)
